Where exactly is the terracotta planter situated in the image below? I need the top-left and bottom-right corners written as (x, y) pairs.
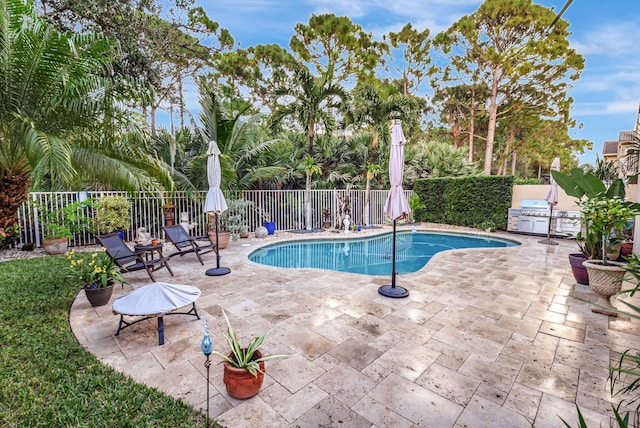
top-left (84, 282), bottom-right (115, 307)
top-left (163, 205), bottom-right (175, 226)
top-left (582, 260), bottom-right (626, 316)
top-left (42, 237), bottom-right (68, 255)
top-left (208, 230), bottom-right (231, 249)
top-left (223, 350), bottom-right (265, 399)
top-left (568, 253), bottom-right (589, 285)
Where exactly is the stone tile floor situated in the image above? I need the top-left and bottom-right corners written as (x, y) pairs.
top-left (69, 225), bottom-right (640, 427)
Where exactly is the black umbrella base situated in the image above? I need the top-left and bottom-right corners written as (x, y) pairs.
top-left (378, 285), bottom-right (409, 298)
top-left (206, 267), bottom-right (231, 276)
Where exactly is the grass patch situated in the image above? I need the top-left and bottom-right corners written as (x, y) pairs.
top-left (0, 255), bottom-right (210, 427)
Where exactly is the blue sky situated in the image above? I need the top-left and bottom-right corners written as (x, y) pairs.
top-left (183, 0), bottom-right (640, 166)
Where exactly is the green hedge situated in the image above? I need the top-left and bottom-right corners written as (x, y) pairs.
top-left (413, 176), bottom-right (514, 230)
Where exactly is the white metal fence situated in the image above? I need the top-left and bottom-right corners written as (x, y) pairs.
top-left (15, 189), bottom-right (411, 248)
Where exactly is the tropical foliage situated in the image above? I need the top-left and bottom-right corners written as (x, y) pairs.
top-left (0, 0), bottom-right (172, 232)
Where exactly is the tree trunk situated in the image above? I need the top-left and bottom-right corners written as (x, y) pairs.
top-left (468, 85), bottom-right (476, 163)
top-left (0, 172), bottom-right (31, 230)
top-left (484, 67), bottom-right (500, 175)
top-left (498, 130), bottom-right (515, 176)
top-left (364, 171), bottom-right (372, 226)
top-left (369, 130), bottom-right (379, 164)
top-left (151, 105), bottom-right (157, 137)
top-left (452, 122), bottom-right (461, 148)
top-left (308, 120), bottom-right (315, 155)
top-left (305, 171), bottom-right (312, 230)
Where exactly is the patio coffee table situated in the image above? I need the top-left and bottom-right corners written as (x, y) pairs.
top-left (112, 282), bottom-right (201, 345)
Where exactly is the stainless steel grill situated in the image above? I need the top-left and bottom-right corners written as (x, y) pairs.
top-left (507, 200), bottom-right (581, 236)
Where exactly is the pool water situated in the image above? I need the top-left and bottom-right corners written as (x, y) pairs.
top-left (248, 231), bottom-right (518, 276)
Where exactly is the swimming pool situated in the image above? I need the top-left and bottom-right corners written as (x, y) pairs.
top-left (248, 231), bottom-right (519, 276)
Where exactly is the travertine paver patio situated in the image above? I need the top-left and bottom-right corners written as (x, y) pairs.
top-left (69, 225), bottom-right (640, 427)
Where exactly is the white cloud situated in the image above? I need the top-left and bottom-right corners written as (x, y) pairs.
top-left (606, 100), bottom-right (639, 114)
top-left (571, 22), bottom-right (640, 56)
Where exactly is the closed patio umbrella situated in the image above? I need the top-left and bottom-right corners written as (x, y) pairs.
top-left (378, 122), bottom-right (410, 298)
top-left (539, 157), bottom-right (560, 245)
top-left (204, 140), bottom-right (230, 276)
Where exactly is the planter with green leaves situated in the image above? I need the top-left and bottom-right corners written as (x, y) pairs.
top-left (36, 200), bottom-right (94, 254)
top-left (221, 199), bottom-right (254, 242)
top-left (95, 195), bottom-right (131, 238)
top-left (551, 167), bottom-right (632, 286)
top-left (213, 310), bottom-right (291, 399)
top-left (66, 248), bottom-right (125, 306)
top-left (578, 196), bottom-right (640, 315)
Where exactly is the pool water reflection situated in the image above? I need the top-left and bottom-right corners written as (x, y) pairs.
top-left (248, 231), bottom-right (518, 276)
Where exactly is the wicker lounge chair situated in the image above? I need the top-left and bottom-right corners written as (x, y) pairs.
top-left (96, 233), bottom-right (174, 282)
top-left (162, 225), bottom-right (216, 265)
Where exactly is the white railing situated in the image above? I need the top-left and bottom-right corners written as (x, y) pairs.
top-left (14, 189), bottom-right (411, 248)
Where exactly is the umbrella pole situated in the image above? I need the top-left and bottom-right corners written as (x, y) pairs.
top-left (378, 219), bottom-right (409, 298)
top-left (206, 213), bottom-right (231, 276)
top-left (539, 205), bottom-right (558, 245)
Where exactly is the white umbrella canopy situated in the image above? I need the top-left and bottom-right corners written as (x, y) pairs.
top-left (379, 122), bottom-right (410, 299)
top-left (545, 157), bottom-right (560, 206)
top-left (383, 122), bottom-right (411, 221)
top-left (203, 140), bottom-right (230, 276)
top-left (204, 140), bottom-right (227, 214)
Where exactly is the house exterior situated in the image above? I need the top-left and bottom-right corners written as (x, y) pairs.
top-left (603, 103), bottom-right (640, 178)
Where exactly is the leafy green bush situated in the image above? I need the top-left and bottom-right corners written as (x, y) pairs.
top-left (414, 176), bottom-right (513, 230)
top-left (95, 195), bottom-right (131, 233)
top-left (34, 199), bottom-right (94, 239)
top-left (514, 178), bottom-right (541, 184)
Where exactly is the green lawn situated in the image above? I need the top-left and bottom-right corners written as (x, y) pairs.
top-left (0, 255), bottom-right (211, 427)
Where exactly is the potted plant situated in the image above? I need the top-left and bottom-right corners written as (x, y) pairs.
top-left (579, 196), bottom-right (640, 315)
top-left (213, 309), bottom-right (292, 399)
top-left (36, 199), bottom-right (94, 254)
top-left (163, 201), bottom-right (176, 227)
top-left (206, 212), bottom-right (231, 249)
top-left (222, 199), bottom-right (254, 241)
top-left (66, 248), bottom-right (126, 306)
top-left (95, 195), bottom-right (131, 239)
top-left (552, 167), bottom-right (629, 286)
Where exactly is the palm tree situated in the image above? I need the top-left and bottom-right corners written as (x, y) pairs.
top-left (345, 80), bottom-right (418, 226)
top-left (192, 84), bottom-right (287, 193)
top-left (270, 65), bottom-right (348, 228)
top-left (0, 0), bottom-right (164, 230)
top-left (270, 65), bottom-right (348, 154)
top-left (301, 156), bottom-right (321, 230)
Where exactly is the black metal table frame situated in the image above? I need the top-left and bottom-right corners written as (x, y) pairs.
top-left (114, 303), bottom-right (200, 345)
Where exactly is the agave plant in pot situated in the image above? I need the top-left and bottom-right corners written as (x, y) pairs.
top-left (213, 310), bottom-right (291, 399)
top-left (579, 196), bottom-right (640, 315)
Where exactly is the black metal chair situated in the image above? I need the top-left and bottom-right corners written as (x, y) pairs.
top-left (96, 233), bottom-right (173, 282)
top-left (162, 225), bottom-right (216, 265)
